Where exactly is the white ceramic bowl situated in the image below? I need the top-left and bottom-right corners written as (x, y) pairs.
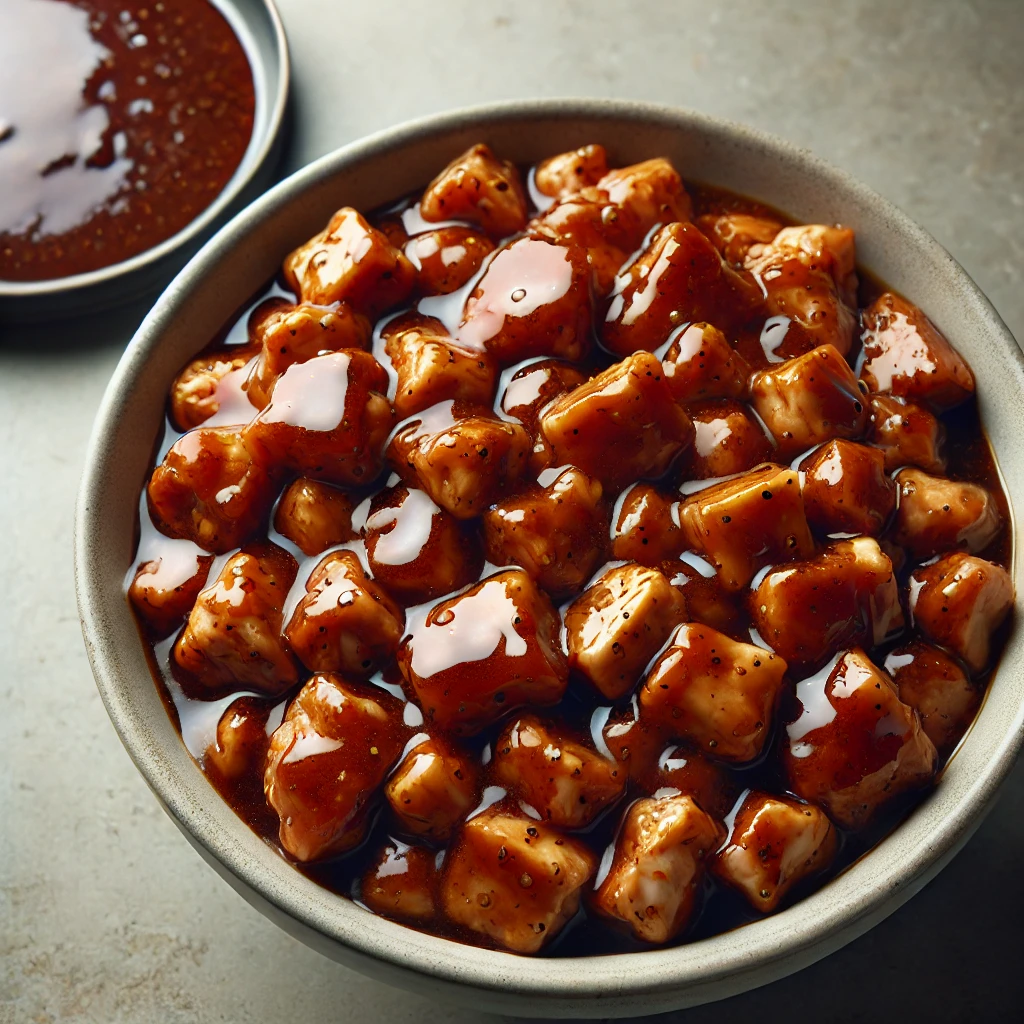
top-left (75, 99), bottom-right (1022, 1018)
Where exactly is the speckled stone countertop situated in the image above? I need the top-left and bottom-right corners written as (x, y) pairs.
top-left (2, 1), bottom-right (1022, 1020)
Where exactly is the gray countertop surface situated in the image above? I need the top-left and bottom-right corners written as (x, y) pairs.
top-left (2, 1), bottom-right (1022, 1021)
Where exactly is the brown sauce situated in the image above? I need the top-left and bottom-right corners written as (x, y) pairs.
top-left (0, 0), bottom-right (255, 281)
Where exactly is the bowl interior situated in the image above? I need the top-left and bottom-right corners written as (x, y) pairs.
top-left (75, 100), bottom-right (1023, 1017)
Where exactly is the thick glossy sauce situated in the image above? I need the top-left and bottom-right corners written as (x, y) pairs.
top-left (0, 0), bottom-right (254, 281)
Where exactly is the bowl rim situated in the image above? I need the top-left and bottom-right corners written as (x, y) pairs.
top-left (0, 0), bottom-right (290, 300)
top-left (75, 97), bottom-right (1024, 1011)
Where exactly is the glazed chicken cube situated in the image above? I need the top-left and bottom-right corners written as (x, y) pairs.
top-left (170, 345), bottom-right (259, 430)
top-left (147, 426), bottom-right (275, 554)
top-left (784, 648), bottom-right (938, 829)
top-left (361, 842), bottom-right (438, 922)
top-left (593, 793), bottom-right (724, 944)
top-left (272, 477), bottom-right (360, 557)
top-left (385, 735), bottom-right (479, 840)
top-left (711, 792), bottom-right (837, 913)
top-left (404, 226), bottom-right (494, 296)
top-left (243, 350), bottom-right (394, 486)
top-left (492, 715), bottom-right (625, 828)
top-left (533, 144), bottom-right (609, 200)
top-left (419, 143), bottom-right (528, 239)
top-left (397, 569), bottom-right (568, 734)
top-left (661, 557), bottom-right (746, 637)
top-left (205, 697), bottom-right (271, 781)
top-left (386, 398), bottom-right (467, 484)
top-left (751, 536), bottom-right (903, 668)
top-left (442, 810), bottom-right (595, 953)
top-left (283, 207), bottom-right (416, 315)
top-left (859, 292), bottom-right (975, 411)
top-left (684, 400), bottom-right (773, 480)
top-left (284, 550), bottom-right (405, 675)
top-left (457, 236), bottom-right (592, 366)
top-left (640, 623), bottom-right (787, 763)
top-left (757, 224), bottom-right (858, 306)
top-left (265, 673), bottom-right (407, 861)
top-left (885, 641), bottom-right (980, 756)
top-left (750, 344), bottom-right (869, 458)
top-left (866, 394), bottom-right (946, 474)
top-left (893, 468), bottom-right (1000, 561)
top-left (602, 222), bottom-right (761, 355)
top-left (600, 698), bottom-right (667, 779)
top-left (695, 212), bottom-right (783, 267)
top-left (678, 463), bottom-right (814, 590)
top-left (799, 439), bottom-right (896, 537)
top-left (661, 322), bottom-right (752, 403)
top-left (365, 484), bottom-right (483, 605)
top-left (498, 358), bottom-right (589, 432)
top-left (610, 484), bottom-right (685, 566)
top-left (597, 157), bottom-right (693, 232)
top-left (482, 465), bottom-right (609, 600)
top-left (128, 542), bottom-right (213, 638)
top-left (174, 544), bottom-right (299, 693)
top-left (383, 314), bottom-right (498, 419)
top-left (650, 745), bottom-right (738, 819)
top-left (909, 552), bottom-right (1014, 673)
top-left (539, 351), bottom-right (695, 491)
top-left (564, 563), bottom-right (686, 700)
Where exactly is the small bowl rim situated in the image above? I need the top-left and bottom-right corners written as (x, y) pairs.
top-left (75, 97), bottom-right (1024, 1014)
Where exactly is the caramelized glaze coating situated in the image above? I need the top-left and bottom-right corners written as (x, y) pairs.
top-left (442, 810), bottom-right (595, 953)
top-left (661, 558), bottom-right (745, 636)
top-left (685, 400), bottom-right (774, 479)
top-left (866, 394), bottom-right (946, 474)
top-left (170, 345), bottom-right (259, 430)
top-left (273, 477), bottom-right (360, 557)
top-left (498, 358), bottom-right (589, 433)
top-left (397, 569), bottom-right (568, 734)
top-left (533, 144), bottom-right (609, 200)
top-left (597, 158), bottom-right (694, 231)
top-left (128, 545), bottom-right (213, 638)
top-left (205, 698), bottom-right (270, 781)
top-left (174, 544), bottom-right (298, 693)
top-left (265, 673), bottom-right (407, 861)
top-left (593, 794), bottom-right (724, 944)
top-left (284, 550), bottom-right (405, 675)
top-left (785, 649), bottom-right (937, 830)
top-left (696, 212), bottom-right (782, 266)
top-left (611, 484), bottom-right (685, 566)
top-left (648, 745), bottom-right (738, 820)
top-left (799, 439), bottom-right (896, 537)
top-left (361, 842), bottom-right (438, 922)
top-left (404, 226), bottom-right (494, 296)
top-left (661, 322), bottom-right (752, 403)
top-left (493, 715), bottom-right (625, 828)
top-left (758, 224), bottom-right (858, 306)
top-left (712, 792), bottom-right (836, 913)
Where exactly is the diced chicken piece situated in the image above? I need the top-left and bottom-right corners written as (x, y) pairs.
top-left (661, 557), bottom-right (745, 636)
top-left (909, 553), bottom-right (1014, 673)
top-left (493, 715), bottom-right (625, 828)
top-left (866, 394), bottom-right (946, 474)
top-left (128, 542), bottom-right (213, 638)
top-left (386, 398), bottom-right (469, 484)
top-left (711, 792), bottom-right (836, 912)
top-left (284, 550), bottom-right (405, 675)
top-left (539, 351), bottom-right (695, 491)
top-left (610, 484), bottom-right (685, 566)
top-left (894, 468), bottom-right (1000, 561)
top-left (695, 212), bottom-right (783, 267)
top-left (174, 544), bottom-right (298, 693)
top-left (397, 569), bottom-right (568, 734)
top-left (799, 439), bottom-right (896, 537)
top-left (859, 292), bottom-right (975, 411)
top-left (593, 793), bottom-right (723, 943)
top-left (273, 477), bottom-right (359, 557)
top-left (751, 536), bottom-right (903, 669)
top-left (784, 648), bottom-right (938, 829)
top-left (374, 213), bottom-right (409, 249)
top-left (404, 226), bottom-right (494, 296)
top-left (265, 673), bottom-right (407, 861)
top-left (365, 484), bottom-right (483, 605)
top-left (649, 744), bottom-right (738, 819)
top-left (243, 350), bottom-right (393, 486)
top-left (383, 314), bottom-right (498, 419)
top-left (759, 224), bottom-right (858, 307)
top-left (457, 236), bottom-right (592, 366)
top-left (885, 641), bottom-right (980, 756)
top-left (283, 207), bottom-right (416, 315)
top-left (533, 144), bottom-right (609, 200)
top-left (483, 466), bottom-right (608, 599)
top-left (750, 344), bottom-right (869, 458)
top-left (498, 358), bottom-right (588, 432)
top-left (385, 736), bottom-right (479, 840)
top-left (601, 699), bottom-right (666, 779)
top-left (661, 322), bottom-right (751, 403)
top-left (640, 623), bottom-right (787, 762)
top-left (169, 345), bottom-right (259, 430)
top-left (205, 697), bottom-right (270, 781)
top-left (419, 143), bottom-right (528, 238)
top-left (565, 563), bottom-right (686, 700)
top-left (147, 426), bottom-right (274, 554)
top-left (597, 158), bottom-right (693, 232)
top-left (678, 463), bottom-right (814, 590)
top-left (245, 301), bottom-right (372, 407)
top-left (361, 842), bottom-right (438, 922)
top-left (442, 810), bottom-right (595, 953)
top-left (602, 222), bottom-right (762, 355)
top-left (684, 400), bottom-right (773, 480)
